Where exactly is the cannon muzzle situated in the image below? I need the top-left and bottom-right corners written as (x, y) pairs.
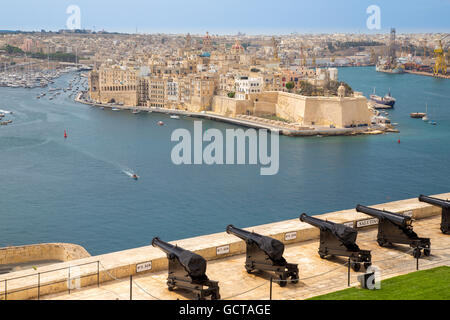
top-left (152, 237), bottom-right (207, 278)
top-left (356, 205), bottom-right (411, 228)
top-left (419, 195), bottom-right (450, 209)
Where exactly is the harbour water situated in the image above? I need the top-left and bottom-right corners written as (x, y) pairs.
top-left (0, 67), bottom-right (449, 255)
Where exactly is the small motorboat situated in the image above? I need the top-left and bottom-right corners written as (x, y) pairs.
top-left (410, 113), bottom-right (426, 119)
top-left (132, 174), bottom-right (139, 180)
top-left (132, 109), bottom-right (141, 114)
top-left (112, 108), bottom-right (120, 111)
top-left (170, 115), bottom-right (180, 119)
top-left (158, 121), bottom-right (164, 126)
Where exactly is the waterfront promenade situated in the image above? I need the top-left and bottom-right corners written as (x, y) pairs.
top-left (1, 193), bottom-right (449, 300)
top-left (75, 93), bottom-right (387, 137)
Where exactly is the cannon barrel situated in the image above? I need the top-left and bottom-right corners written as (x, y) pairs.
top-left (226, 225), bottom-right (285, 262)
top-left (152, 237), bottom-right (185, 256)
top-left (299, 213), bottom-right (334, 230)
top-left (226, 224), bottom-right (263, 243)
top-left (419, 195), bottom-right (450, 209)
top-left (300, 213), bottom-right (358, 247)
top-left (152, 237), bottom-right (207, 278)
top-left (356, 205), bottom-right (411, 227)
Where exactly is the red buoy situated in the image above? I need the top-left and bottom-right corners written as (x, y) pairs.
top-left (398, 139), bottom-right (401, 144)
top-left (64, 130), bottom-right (68, 139)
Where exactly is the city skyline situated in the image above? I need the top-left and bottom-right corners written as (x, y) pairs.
top-left (1, 0), bottom-right (449, 34)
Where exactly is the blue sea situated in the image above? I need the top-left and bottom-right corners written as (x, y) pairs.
top-left (0, 67), bottom-right (449, 255)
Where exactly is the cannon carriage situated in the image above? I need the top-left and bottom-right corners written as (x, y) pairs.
top-left (152, 237), bottom-right (220, 300)
top-left (356, 205), bottom-right (431, 258)
top-left (419, 195), bottom-right (450, 234)
top-left (299, 214), bottom-right (372, 272)
top-left (226, 225), bottom-right (299, 287)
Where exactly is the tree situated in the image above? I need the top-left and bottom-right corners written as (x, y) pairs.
top-left (298, 81), bottom-right (315, 96)
top-left (227, 92), bottom-right (235, 98)
top-left (4, 45), bottom-right (23, 55)
top-left (285, 82), bottom-right (295, 92)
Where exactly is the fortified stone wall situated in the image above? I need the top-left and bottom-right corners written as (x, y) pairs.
top-left (260, 92), bottom-right (371, 128)
top-left (211, 96), bottom-right (252, 117)
top-left (188, 96), bottom-right (214, 112)
top-left (99, 90), bottom-right (138, 106)
top-left (0, 243), bottom-right (91, 265)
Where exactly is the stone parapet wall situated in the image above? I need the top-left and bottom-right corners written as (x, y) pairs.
top-left (0, 243), bottom-right (90, 265)
top-left (1, 192), bottom-right (448, 300)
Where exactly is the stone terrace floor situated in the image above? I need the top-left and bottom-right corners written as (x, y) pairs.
top-left (44, 215), bottom-right (450, 300)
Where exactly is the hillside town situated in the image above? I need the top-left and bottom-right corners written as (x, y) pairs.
top-left (1, 30), bottom-right (447, 133)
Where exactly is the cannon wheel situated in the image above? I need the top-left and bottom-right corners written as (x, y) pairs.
top-left (211, 292), bottom-right (221, 300)
top-left (413, 248), bottom-right (422, 259)
top-left (364, 262), bottom-right (372, 270)
top-left (245, 266), bottom-right (253, 274)
top-left (377, 239), bottom-right (387, 247)
top-left (351, 262), bottom-right (361, 272)
top-left (196, 294), bottom-right (205, 300)
top-left (290, 273), bottom-right (299, 284)
top-left (278, 274), bottom-right (287, 287)
top-left (319, 253), bottom-right (327, 259)
top-left (424, 249), bottom-right (431, 257)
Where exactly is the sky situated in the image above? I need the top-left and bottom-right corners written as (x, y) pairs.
top-left (1, 0), bottom-right (449, 34)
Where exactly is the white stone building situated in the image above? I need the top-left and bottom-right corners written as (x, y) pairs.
top-left (235, 76), bottom-right (263, 100)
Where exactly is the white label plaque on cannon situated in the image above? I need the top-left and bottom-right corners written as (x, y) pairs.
top-left (403, 211), bottom-right (413, 218)
top-left (357, 218), bottom-right (379, 228)
top-left (216, 245), bottom-right (230, 256)
top-left (344, 222), bottom-right (355, 228)
top-left (136, 261), bottom-right (152, 273)
top-left (284, 232), bottom-right (297, 241)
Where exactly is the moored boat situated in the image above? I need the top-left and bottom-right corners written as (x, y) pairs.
top-left (370, 89), bottom-right (396, 108)
top-left (410, 113), bottom-right (426, 119)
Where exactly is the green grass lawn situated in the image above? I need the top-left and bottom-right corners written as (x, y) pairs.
top-left (309, 266), bottom-right (450, 300)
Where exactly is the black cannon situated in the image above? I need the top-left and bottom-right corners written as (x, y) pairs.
top-left (299, 214), bottom-right (372, 272)
top-left (226, 225), bottom-right (299, 287)
top-left (419, 195), bottom-right (450, 234)
top-left (152, 237), bottom-right (220, 300)
top-left (356, 205), bottom-right (431, 258)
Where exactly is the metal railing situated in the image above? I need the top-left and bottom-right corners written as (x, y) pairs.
top-left (0, 260), bottom-right (100, 300)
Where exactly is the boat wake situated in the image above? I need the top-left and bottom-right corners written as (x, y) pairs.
top-left (60, 144), bottom-right (138, 179)
top-left (122, 169), bottom-right (137, 178)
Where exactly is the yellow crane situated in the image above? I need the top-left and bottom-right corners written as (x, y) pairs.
top-left (434, 34), bottom-right (449, 76)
